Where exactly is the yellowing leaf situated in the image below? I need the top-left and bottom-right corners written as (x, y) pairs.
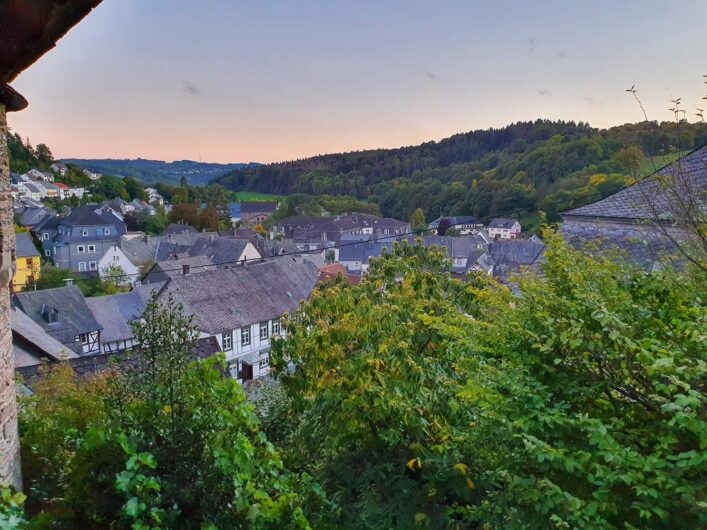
top-left (466, 478), bottom-right (475, 490)
top-left (163, 405), bottom-right (172, 414)
top-left (453, 463), bottom-right (468, 475)
top-left (407, 457), bottom-right (422, 471)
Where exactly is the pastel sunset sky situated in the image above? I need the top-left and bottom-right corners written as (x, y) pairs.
top-left (8, 0), bottom-right (707, 163)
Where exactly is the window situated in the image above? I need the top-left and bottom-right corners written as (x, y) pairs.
top-left (78, 262), bottom-right (87, 272)
top-left (89, 261), bottom-right (97, 271)
top-left (271, 319), bottom-right (280, 335)
top-left (88, 244), bottom-right (96, 253)
top-left (222, 332), bottom-right (232, 351)
top-left (42, 233), bottom-right (48, 240)
top-left (241, 326), bottom-right (251, 347)
top-left (104, 228), bottom-right (110, 236)
top-left (45, 250), bottom-right (51, 257)
top-left (77, 245), bottom-right (85, 254)
top-left (25, 258), bottom-right (33, 267)
top-left (260, 321), bottom-right (269, 340)
top-left (79, 333), bottom-right (88, 345)
top-left (82, 229), bottom-right (88, 237)
top-left (259, 355), bottom-right (269, 368)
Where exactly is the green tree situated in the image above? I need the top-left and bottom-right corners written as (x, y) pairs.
top-left (270, 242), bottom-right (478, 528)
top-left (409, 207), bottom-right (426, 233)
top-left (34, 143), bottom-right (53, 167)
top-left (123, 176), bottom-right (147, 201)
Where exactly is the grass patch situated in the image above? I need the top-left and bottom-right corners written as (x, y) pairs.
top-left (236, 191), bottom-right (284, 202)
top-left (517, 211), bottom-right (545, 235)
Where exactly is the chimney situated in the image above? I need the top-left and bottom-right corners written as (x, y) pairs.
top-left (182, 264), bottom-right (190, 275)
top-left (63, 278), bottom-right (74, 286)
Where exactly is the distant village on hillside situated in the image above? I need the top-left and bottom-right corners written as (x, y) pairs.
top-left (10, 145), bottom-right (706, 387)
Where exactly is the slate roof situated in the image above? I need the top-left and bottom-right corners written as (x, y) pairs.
top-left (488, 239), bottom-right (545, 280)
top-left (85, 295), bottom-right (134, 343)
top-left (110, 282), bottom-right (163, 322)
top-left (18, 208), bottom-right (52, 226)
top-left (562, 145), bottom-right (707, 221)
top-left (240, 201), bottom-right (278, 215)
top-left (157, 258), bottom-right (319, 334)
top-left (61, 205), bottom-right (108, 226)
top-left (15, 232), bottom-right (39, 258)
top-left (162, 223), bottom-right (198, 236)
top-left (11, 306), bottom-right (78, 367)
top-left (489, 218), bottom-right (520, 229)
top-left (560, 219), bottom-right (685, 268)
top-left (144, 255), bottom-right (215, 284)
top-left (14, 286), bottom-right (102, 354)
top-left (187, 238), bottom-right (252, 265)
top-left (429, 216), bottom-right (482, 228)
top-left (120, 238), bottom-right (158, 266)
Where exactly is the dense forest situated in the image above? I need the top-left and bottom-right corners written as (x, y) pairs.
top-left (215, 120), bottom-right (707, 221)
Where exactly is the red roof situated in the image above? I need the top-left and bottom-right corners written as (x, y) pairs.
top-left (318, 263), bottom-right (361, 285)
top-left (54, 182), bottom-right (69, 189)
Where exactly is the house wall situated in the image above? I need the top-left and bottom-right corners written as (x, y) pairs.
top-left (0, 103), bottom-right (22, 489)
top-left (209, 318), bottom-right (282, 382)
top-left (97, 245), bottom-right (139, 284)
top-left (52, 225), bottom-right (121, 273)
top-left (240, 241), bottom-right (262, 262)
top-left (14, 255), bottom-right (40, 291)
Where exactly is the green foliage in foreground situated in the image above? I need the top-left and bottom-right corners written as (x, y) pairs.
top-left (12, 233), bottom-right (706, 529)
top-left (17, 296), bottom-right (316, 529)
top-left (267, 233), bottom-right (706, 529)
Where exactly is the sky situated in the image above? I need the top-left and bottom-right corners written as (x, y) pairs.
top-left (8, 0), bottom-right (707, 164)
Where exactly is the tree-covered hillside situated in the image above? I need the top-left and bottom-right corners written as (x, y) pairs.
top-left (215, 120), bottom-right (707, 220)
top-left (62, 158), bottom-right (259, 186)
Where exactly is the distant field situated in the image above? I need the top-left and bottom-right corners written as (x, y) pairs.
top-left (638, 152), bottom-right (682, 177)
top-left (236, 191), bottom-right (283, 202)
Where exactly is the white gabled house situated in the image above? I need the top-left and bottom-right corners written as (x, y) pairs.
top-left (97, 244), bottom-right (141, 285)
top-left (488, 218), bottom-right (522, 240)
top-left (153, 258), bottom-right (319, 384)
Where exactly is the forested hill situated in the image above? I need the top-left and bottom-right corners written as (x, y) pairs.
top-left (62, 158), bottom-right (259, 186)
top-left (215, 119), bottom-right (707, 221)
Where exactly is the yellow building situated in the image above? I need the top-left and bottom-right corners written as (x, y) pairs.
top-left (14, 231), bottom-right (41, 292)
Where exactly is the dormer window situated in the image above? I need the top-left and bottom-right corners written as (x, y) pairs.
top-left (104, 228), bottom-right (110, 236)
top-left (82, 229), bottom-right (88, 237)
top-left (40, 305), bottom-right (58, 324)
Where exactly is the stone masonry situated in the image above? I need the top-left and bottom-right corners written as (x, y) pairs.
top-left (0, 102), bottom-right (21, 490)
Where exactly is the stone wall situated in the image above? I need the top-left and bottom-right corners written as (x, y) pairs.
top-left (0, 103), bottom-right (21, 490)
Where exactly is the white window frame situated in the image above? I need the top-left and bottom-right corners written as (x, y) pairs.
top-left (78, 262), bottom-right (87, 272)
top-left (241, 326), bottom-right (251, 347)
top-left (259, 355), bottom-right (269, 368)
top-left (222, 332), bottom-right (233, 351)
top-left (42, 233), bottom-right (48, 240)
top-left (104, 228), bottom-right (110, 236)
top-left (79, 333), bottom-right (88, 345)
top-left (88, 244), bottom-right (96, 253)
top-left (82, 229), bottom-right (88, 237)
top-left (89, 261), bottom-right (97, 271)
top-left (45, 250), bottom-right (51, 257)
top-left (271, 318), bottom-right (280, 335)
top-left (260, 321), bottom-right (269, 340)
top-left (77, 245), bottom-right (85, 254)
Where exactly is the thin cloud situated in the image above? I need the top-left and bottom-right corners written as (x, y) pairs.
top-left (182, 80), bottom-right (200, 96)
top-left (424, 70), bottom-right (438, 81)
top-left (558, 51), bottom-right (566, 59)
top-left (527, 37), bottom-right (537, 53)
top-left (538, 88), bottom-right (551, 96)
